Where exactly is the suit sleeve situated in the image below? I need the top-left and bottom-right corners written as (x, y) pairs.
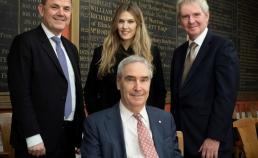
top-left (81, 118), bottom-right (102, 158)
top-left (170, 48), bottom-right (177, 113)
top-left (71, 42), bottom-right (86, 147)
top-left (8, 35), bottom-right (41, 138)
top-left (169, 114), bottom-right (183, 158)
top-left (147, 46), bottom-right (167, 109)
top-left (83, 47), bottom-right (102, 114)
top-left (208, 39), bottom-right (239, 141)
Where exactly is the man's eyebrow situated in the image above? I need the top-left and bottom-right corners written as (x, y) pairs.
top-left (141, 76), bottom-right (150, 80)
top-left (124, 75), bottom-right (135, 79)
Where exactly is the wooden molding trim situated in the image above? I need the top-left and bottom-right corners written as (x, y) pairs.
top-left (238, 91), bottom-right (258, 101)
top-left (166, 91), bottom-right (258, 103)
top-left (71, 0), bottom-right (80, 49)
top-left (0, 92), bottom-right (11, 109)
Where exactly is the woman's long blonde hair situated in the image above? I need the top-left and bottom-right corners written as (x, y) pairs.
top-left (98, 2), bottom-right (153, 78)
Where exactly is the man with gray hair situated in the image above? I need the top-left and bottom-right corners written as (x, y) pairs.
top-left (170, 0), bottom-right (239, 157)
top-left (81, 55), bottom-right (182, 158)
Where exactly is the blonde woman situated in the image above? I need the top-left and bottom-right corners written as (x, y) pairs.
top-left (84, 2), bottom-right (166, 114)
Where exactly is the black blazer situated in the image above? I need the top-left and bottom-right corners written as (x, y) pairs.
top-left (170, 30), bottom-right (239, 157)
top-left (81, 105), bottom-right (182, 158)
top-left (84, 46), bottom-right (166, 114)
top-left (8, 25), bottom-right (85, 153)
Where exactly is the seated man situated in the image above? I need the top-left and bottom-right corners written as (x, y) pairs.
top-left (81, 55), bottom-right (182, 158)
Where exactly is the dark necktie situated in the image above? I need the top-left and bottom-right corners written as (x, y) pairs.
top-left (133, 113), bottom-right (159, 158)
top-left (182, 42), bottom-right (198, 84)
top-left (51, 36), bottom-right (72, 118)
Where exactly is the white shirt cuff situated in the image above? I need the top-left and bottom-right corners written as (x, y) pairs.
top-left (26, 134), bottom-right (43, 148)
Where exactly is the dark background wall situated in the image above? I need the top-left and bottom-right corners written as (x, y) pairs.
top-left (78, 0), bottom-right (258, 101)
top-left (0, 0), bottom-right (258, 108)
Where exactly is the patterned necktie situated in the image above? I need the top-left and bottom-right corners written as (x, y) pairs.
top-left (51, 36), bottom-right (72, 118)
top-left (133, 113), bottom-right (159, 158)
top-left (181, 42), bottom-right (198, 84)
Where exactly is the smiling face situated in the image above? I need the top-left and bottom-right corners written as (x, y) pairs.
top-left (117, 62), bottom-right (151, 113)
top-left (117, 11), bottom-right (137, 47)
top-left (38, 0), bottom-right (72, 35)
top-left (179, 2), bottom-right (209, 40)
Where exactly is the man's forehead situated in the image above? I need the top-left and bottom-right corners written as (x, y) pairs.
top-left (181, 3), bottom-right (205, 13)
top-left (119, 62), bottom-right (149, 77)
top-left (122, 69), bottom-right (149, 76)
top-left (124, 62), bottom-right (148, 70)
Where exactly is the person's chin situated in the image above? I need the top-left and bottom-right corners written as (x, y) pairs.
top-left (53, 22), bottom-right (66, 28)
top-left (131, 100), bottom-right (145, 107)
top-left (121, 36), bottom-right (133, 41)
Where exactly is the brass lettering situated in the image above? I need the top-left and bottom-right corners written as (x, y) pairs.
top-left (0, 57), bottom-right (6, 63)
top-left (0, 73), bottom-right (7, 79)
top-left (0, 32), bottom-right (12, 39)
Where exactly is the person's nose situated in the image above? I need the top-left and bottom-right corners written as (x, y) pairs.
top-left (122, 22), bottom-right (129, 29)
top-left (133, 80), bottom-right (141, 91)
top-left (188, 15), bottom-right (195, 23)
top-left (57, 8), bottom-right (65, 16)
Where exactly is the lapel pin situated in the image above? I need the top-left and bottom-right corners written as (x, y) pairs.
top-left (158, 120), bottom-right (162, 123)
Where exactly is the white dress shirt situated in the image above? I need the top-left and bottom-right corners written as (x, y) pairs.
top-left (119, 101), bottom-right (154, 158)
top-left (186, 27), bottom-right (208, 60)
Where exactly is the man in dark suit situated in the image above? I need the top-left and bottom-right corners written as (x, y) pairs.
top-left (7, 0), bottom-right (85, 157)
top-left (170, 0), bottom-right (239, 158)
top-left (81, 55), bottom-right (182, 158)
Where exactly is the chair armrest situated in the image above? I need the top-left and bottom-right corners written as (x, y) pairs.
top-left (0, 151), bottom-right (9, 158)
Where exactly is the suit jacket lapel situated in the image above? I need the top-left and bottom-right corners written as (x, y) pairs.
top-left (36, 26), bottom-right (64, 76)
top-left (147, 107), bottom-right (164, 158)
top-left (176, 42), bottom-right (189, 88)
top-left (61, 37), bottom-right (81, 81)
top-left (183, 31), bottom-right (213, 86)
top-left (105, 105), bottom-right (126, 158)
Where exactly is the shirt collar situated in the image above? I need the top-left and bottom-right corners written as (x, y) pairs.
top-left (41, 23), bottom-right (61, 39)
top-left (119, 100), bottom-right (148, 122)
top-left (189, 27), bottom-right (208, 47)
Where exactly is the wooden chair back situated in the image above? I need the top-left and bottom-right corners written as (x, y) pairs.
top-left (233, 118), bottom-right (258, 158)
top-left (176, 130), bottom-right (184, 156)
top-left (0, 113), bottom-right (14, 158)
